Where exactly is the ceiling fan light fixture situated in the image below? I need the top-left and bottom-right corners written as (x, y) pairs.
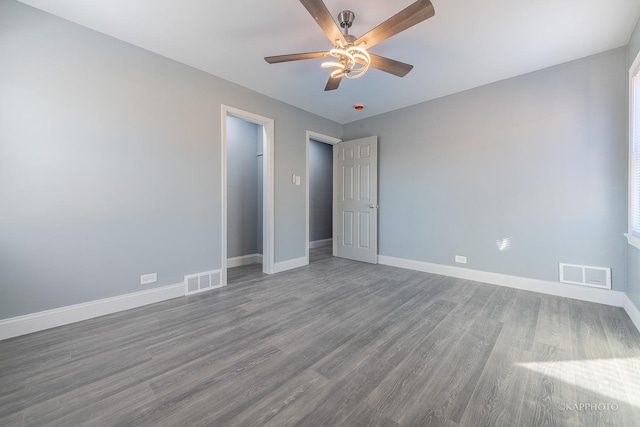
top-left (331, 48), bottom-right (355, 64)
top-left (320, 45), bottom-right (370, 79)
top-left (330, 68), bottom-right (345, 78)
top-left (321, 60), bottom-right (345, 70)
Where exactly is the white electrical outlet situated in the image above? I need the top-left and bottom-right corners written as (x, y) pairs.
top-left (455, 255), bottom-right (467, 264)
top-left (140, 273), bottom-right (157, 285)
top-left (295, 175), bottom-right (301, 186)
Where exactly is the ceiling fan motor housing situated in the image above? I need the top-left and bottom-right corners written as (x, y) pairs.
top-left (338, 10), bottom-right (355, 29)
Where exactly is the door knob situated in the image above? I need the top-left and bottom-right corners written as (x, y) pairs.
top-left (369, 204), bottom-right (379, 209)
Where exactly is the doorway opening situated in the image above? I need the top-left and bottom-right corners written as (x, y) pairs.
top-left (222, 106), bottom-right (274, 286)
top-left (306, 131), bottom-right (341, 264)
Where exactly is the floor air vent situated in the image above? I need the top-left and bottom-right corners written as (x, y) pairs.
top-left (559, 263), bottom-right (611, 289)
top-left (184, 270), bottom-right (222, 295)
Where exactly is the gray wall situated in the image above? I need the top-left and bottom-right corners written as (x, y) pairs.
top-left (627, 18), bottom-right (640, 308)
top-left (226, 116), bottom-right (260, 258)
top-left (628, 17), bottom-right (640, 67)
top-left (0, 0), bottom-right (341, 319)
top-left (343, 48), bottom-right (629, 291)
top-left (309, 140), bottom-right (333, 242)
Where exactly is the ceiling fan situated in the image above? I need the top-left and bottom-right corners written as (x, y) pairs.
top-left (264, 0), bottom-right (435, 91)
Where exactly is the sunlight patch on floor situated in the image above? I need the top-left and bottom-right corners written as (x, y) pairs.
top-left (517, 357), bottom-right (640, 408)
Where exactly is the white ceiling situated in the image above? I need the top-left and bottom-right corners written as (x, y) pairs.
top-left (17, 0), bottom-right (640, 124)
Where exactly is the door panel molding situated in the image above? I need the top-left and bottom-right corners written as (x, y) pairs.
top-left (336, 136), bottom-right (378, 264)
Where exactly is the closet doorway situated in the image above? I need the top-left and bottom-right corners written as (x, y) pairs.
top-left (221, 106), bottom-right (274, 285)
top-left (306, 131), bottom-right (341, 263)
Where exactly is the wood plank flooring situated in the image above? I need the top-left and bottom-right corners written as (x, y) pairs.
top-left (1, 249), bottom-right (639, 426)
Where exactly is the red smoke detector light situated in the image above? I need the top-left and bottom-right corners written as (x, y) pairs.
top-left (354, 104), bottom-right (365, 110)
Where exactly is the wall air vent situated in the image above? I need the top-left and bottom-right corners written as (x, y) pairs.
top-left (184, 270), bottom-right (222, 296)
top-left (559, 263), bottom-right (611, 289)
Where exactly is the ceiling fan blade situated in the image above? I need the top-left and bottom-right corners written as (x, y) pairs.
top-left (354, 0), bottom-right (435, 49)
top-left (299, 0), bottom-right (347, 47)
top-left (368, 54), bottom-right (414, 77)
top-left (324, 73), bottom-right (343, 91)
top-left (265, 52), bottom-right (327, 64)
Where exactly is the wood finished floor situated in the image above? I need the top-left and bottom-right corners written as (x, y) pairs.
top-left (1, 249), bottom-right (640, 426)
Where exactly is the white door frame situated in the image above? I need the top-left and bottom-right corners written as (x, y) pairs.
top-left (222, 105), bottom-right (275, 285)
top-left (306, 131), bottom-right (341, 263)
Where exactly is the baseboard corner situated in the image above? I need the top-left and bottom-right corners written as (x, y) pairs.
top-left (272, 256), bottom-right (308, 274)
top-left (227, 253), bottom-right (262, 268)
top-left (622, 294), bottom-right (640, 333)
top-left (309, 238), bottom-right (333, 249)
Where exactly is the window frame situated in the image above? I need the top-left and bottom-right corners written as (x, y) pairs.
top-left (628, 51), bottom-right (640, 250)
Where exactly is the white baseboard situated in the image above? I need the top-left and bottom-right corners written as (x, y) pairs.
top-left (5, 258), bottom-right (638, 341)
top-left (622, 294), bottom-right (640, 333)
top-left (227, 253), bottom-right (263, 268)
top-left (378, 256), bottom-right (640, 333)
top-left (272, 256), bottom-right (308, 274)
top-left (309, 238), bottom-right (332, 249)
top-left (378, 255), bottom-right (627, 308)
top-left (0, 283), bottom-right (184, 341)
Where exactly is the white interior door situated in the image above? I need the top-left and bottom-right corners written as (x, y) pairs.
top-left (335, 136), bottom-right (378, 264)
